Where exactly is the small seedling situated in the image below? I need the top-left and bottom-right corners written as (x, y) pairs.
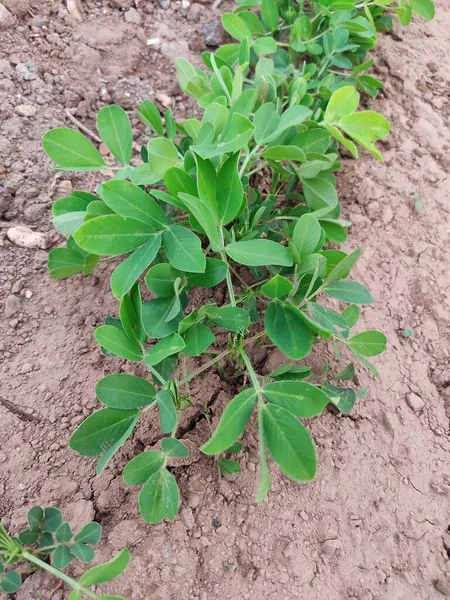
top-left (0, 506), bottom-right (129, 599)
top-left (40, 0), bottom-right (434, 528)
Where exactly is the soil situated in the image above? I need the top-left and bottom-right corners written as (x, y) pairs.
top-left (0, 1), bottom-right (449, 599)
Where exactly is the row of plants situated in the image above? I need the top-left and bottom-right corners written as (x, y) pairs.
top-left (1, 0), bottom-right (435, 596)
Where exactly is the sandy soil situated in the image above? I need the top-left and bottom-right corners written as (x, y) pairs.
top-left (0, 1), bottom-right (449, 599)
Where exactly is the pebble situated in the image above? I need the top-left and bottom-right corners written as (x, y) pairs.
top-left (434, 580), bottom-right (450, 596)
top-left (31, 15), bottom-right (45, 27)
top-left (187, 3), bottom-right (202, 21)
top-left (406, 392), bottom-right (424, 413)
top-left (7, 225), bottom-right (51, 249)
top-left (21, 363), bottom-right (33, 374)
top-left (0, 3), bottom-right (14, 28)
top-left (159, 0), bottom-right (170, 8)
top-left (124, 7), bottom-right (141, 23)
top-left (15, 63), bottom-right (37, 80)
top-left (156, 91), bottom-right (172, 108)
top-left (16, 104), bottom-right (37, 117)
top-left (202, 17), bottom-right (227, 47)
top-left (4, 294), bottom-right (21, 317)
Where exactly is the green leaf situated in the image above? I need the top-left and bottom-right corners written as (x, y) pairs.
top-left (225, 240), bottom-right (293, 267)
top-left (147, 137), bottom-right (179, 178)
top-left (110, 235), bottom-right (161, 299)
top-left (137, 100), bottom-right (163, 136)
top-left (119, 294), bottom-right (140, 344)
top-left (186, 258), bottom-right (227, 287)
top-left (221, 13), bottom-right (252, 41)
top-left (300, 303), bottom-right (350, 339)
top-left (69, 408), bottom-right (139, 457)
top-left (325, 281), bottom-right (374, 304)
top-left (324, 248), bottom-right (361, 282)
top-left (1, 571), bottom-right (22, 593)
top-left (201, 388), bottom-right (257, 455)
top-left (52, 211), bottom-right (87, 235)
top-left (79, 549), bottom-right (130, 586)
top-left (164, 225), bottom-right (206, 273)
top-left (161, 438), bottom-right (189, 457)
top-left (324, 86), bottom-right (360, 124)
top-left (139, 469), bottom-right (179, 524)
top-left (43, 507), bottom-right (63, 533)
top-left (292, 213), bottom-right (322, 261)
top-left (122, 450), bottom-right (165, 485)
top-left (347, 330), bottom-right (387, 357)
top-left (52, 545), bottom-right (73, 569)
top-left (217, 153), bottom-right (243, 225)
top-left (208, 305), bottom-right (250, 332)
top-left (266, 105), bottom-right (312, 143)
top-left (253, 103), bottom-right (280, 143)
top-left (342, 304), bottom-right (360, 328)
top-left (27, 506), bottom-right (44, 532)
top-left (293, 129), bottom-right (331, 154)
top-left (253, 36), bottom-right (277, 55)
top-left (94, 325), bottom-right (142, 361)
top-left (219, 458), bottom-right (241, 477)
top-left (55, 522), bottom-right (73, 543)
top-left (339, 111), bottom-right (390, 161)
top-left (157, 390), bottom-right (177, 433)
top-left (18, 529), bottom-right (40, 545)
top-left (142, 297), bottom-right (183, 339)
top-left (42, 128), bottom-right (105, 170)
top-left (263, 381), bottom-right (330, 417)
top-left (261, 0), bottom-right (278, 30)
top-left (322, 385), bottom-right (357, 414)
top-left (226, 442), bottom-right (243, 454)
top-left (102, 180), bottom-right (167, 229)
top-left (261, 274), bottom-right (292, 299)
top-left (48, 247), bottom-right (85, 279)
top-left (262, 145), bottom-right (306, 161)
top-left (146, 333), bottom-right (185, 366)
top-left (97, 105), bottom-right (132, 165)
top-left (262, 404), bottom-right (316, 481)
top-left (74, 216), bottom-right (155, 256)
top-left (178, 192), bottom-right (222, 251)
top-left (96, 374), bottom-right (156, 410)
top-left (145, 263), bottom-right (182, 297)
top-left (74, 522), bottom-right (102, 545)
top-left (265, 302), bottom-right (313, 360)
top-left (191, 113), bottom-right (255, 158)
top-left (302, 178), bottom-right (338, 212)
top-left (183, 323), bottom-right (215, 356)
top-left (410, 0), bottom-right (435, 20)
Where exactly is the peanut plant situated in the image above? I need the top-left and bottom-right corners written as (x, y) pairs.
top-left (40, 0), bottom-right (434, 525)
top-left (0, 506), bottom-right (129, 599)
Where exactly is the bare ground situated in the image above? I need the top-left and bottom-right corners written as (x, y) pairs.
top-left (0, 1), bottom-right (449, 599)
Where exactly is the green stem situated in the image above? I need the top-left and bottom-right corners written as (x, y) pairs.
top-left (239, 145), bottom-right (261, 178)
top-left (22, 551), bottom-right (100, 600)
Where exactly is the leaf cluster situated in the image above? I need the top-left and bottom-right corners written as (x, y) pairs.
top-left (40, 0), bottom-right (433, 525)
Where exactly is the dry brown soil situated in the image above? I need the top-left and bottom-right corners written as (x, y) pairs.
top-left (0, 1), bottom-right (449, 599)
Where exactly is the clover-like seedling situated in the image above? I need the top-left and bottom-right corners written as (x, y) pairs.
top-left (40, 0), bottom-right (434, 526)
top-left (0, 506), bottom-right (129, 599)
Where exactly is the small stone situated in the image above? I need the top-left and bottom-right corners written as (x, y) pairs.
top-left (24, 290), bottom-right (32, 299)
top-left (4, 294), bottom-right (21, 317)
top-left (7, 226), bottom-right (51, 249)
top-left (31, 15), bottom-right (45, 27)
top-left (15, 63), bottom-right (37, 81)
top-left (189, 33), bottom-right (205, 52)
top-left (202, 17), bottom-right (227, 47)
top-left (180, 507), bottom-right (195, 530)
top-left (187, 3), bottom-right (201, 21)
top-left (182, 0), bottom-right (190, 7)
top-left (434, 580), bottom-right (450, 596)
top-left (156, 91), bottom-right (172, 108)
top-left (406, 392), bottom-right (424, 413)
top-left (0, 3), bottom-right (15, 28)
top-left (16, 104), bottom-right (37, 117)
top-left (159, 0), bottom-right (170, 8)
top-left (21, 363), bottom-right (33, 374)
top-left (124, 7), bottom-right (141, 23)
